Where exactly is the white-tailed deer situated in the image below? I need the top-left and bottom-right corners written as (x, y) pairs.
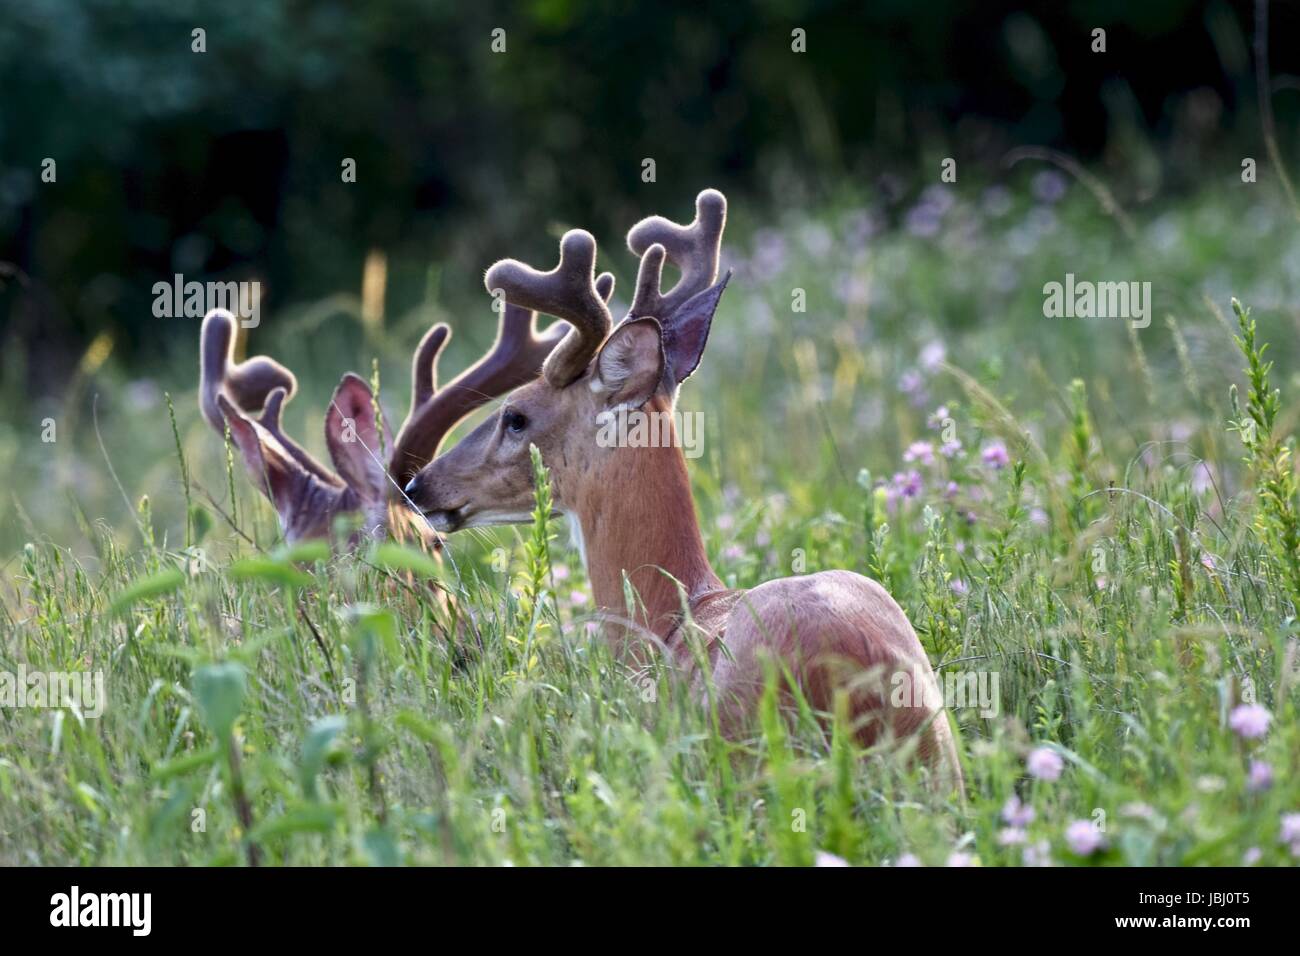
top-left (197, 280), bottom-right (619, 542)
top-left (405, 189), bottom-right (964, 793)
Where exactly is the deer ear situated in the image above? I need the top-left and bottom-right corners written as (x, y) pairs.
top-left (660, 271), bottom-right (730, 388)
top-left (216, 394), bottom-right (306, 519)
top-left (325, 373), bottom-right (388, 505)
top-left (592, 317), bottom-right (665, 410)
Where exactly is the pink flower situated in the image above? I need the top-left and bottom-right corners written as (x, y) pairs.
top-left (997, 827), bottom-right (1027, 846)
top-left (892, 470), bottom-right (923, 499)
top-left (1065, 820), bottom-right (1104, 856)
top-left (920, 341), bottom-right (947, 372)
top-left (1280, 813), bottom-right (1300, 844)
top-left (569, 590), bottom-right (588, 607)
top-left (940, 439), bottom-right (964, 458)
top-left (981, 441), bottom-right (1010, 469)
top-left (904, 441), bottom-right (935, 466)
top-left (894, 853), bottom-right (921, 867)
top-left (945, 851), bottom-right (976, 867)
top-left (898, 369), bottom-right (925, 397)
top-left (927, 406), bottom-right (950, 429)
top-left (814, 851), bottom-right (849, 867)
top-left (950, 579), bottom-right (968, 597)
top-left (1243, 847), bottom-right (1262, 865)
top-left (1022, 840), bottom-right (1052, 867)
top-left (1026, 746), bottom-right (1064, 781)
top-left (1002, 795), bottom-right (1036, 827)
top-left (552, 563), bottom-right (571, 582)
top-left (1229, 703), bottom-right (1271, 739)
top-left (1247, 760), bottom-right (1274, 793)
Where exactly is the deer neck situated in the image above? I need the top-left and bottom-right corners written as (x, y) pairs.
top-left (569, 402), bottom-right (721, 643)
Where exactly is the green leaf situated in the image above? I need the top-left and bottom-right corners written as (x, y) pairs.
top-left (300, 715), bottom-right (348, 799)
top-left (345, 604), bottom-right (401, 660)
top-left (190, 503), bottom-right (213, 544)
top-left (228, 557), bottom-right (314, 588)
top-left (192, 662), bottom-right (247, 740)
top-left (251, 803), bottom-right (343, 842)
top-left (368, 542), bottom-right (441, 579)
top-left (150, 747), bottom-right (221, 781)
top-left (275, 540), bottom-right (331, 565)
top-left (109, 567), bottom-right (185, 615)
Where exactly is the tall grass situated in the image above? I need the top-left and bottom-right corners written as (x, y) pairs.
top-left (1, 181), bottom-right (1298, 865)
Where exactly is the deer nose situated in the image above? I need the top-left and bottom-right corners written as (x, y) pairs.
top-left (402, 476), bottom-right (421, 499)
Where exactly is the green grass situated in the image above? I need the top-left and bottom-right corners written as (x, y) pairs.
top-left (2, 177), bottom-right (1299, 865)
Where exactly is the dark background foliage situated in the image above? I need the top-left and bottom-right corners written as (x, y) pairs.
top-left (1, 0), bottom-right (1294, 379)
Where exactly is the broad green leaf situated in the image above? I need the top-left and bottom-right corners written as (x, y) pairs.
top-left (300, 715), bottom-right (348, 799)
top-left (109, 568), bottom-right (184, 615)
top-left (192, 662), bottom-right (246, 740)
top-left (369, 542), bottom-right (441, 579)
top-left (228, 557), bottom-right (314, 588)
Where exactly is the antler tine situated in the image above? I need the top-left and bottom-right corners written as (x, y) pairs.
top-left (200, 311), bottom-right (293, 431)
top-left (258, 386), bottom-right (343, 484)
top-left (626, 188), bottom-right (727, 319)
top-left (199, 309), bottom-right (338, 484)
top-left (484, 229), bottom-right (612, 387)
top-left (388, 281), bottom-right (614, 485)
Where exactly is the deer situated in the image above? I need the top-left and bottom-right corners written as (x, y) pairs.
top-left (197, 275), bottom-right (615, 544)
top-left (404, 189), bottom-right (965, 794)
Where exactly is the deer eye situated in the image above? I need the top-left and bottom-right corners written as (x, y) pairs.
top-left (503, 410), bottom-right (529, 434)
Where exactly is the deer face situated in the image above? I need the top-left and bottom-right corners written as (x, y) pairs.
top-left (198, 292), bottom-right (565, 547)
top-left (406, 319), bottom-right (669, 531)
top-left (406, 188), bottom-right (731, 534)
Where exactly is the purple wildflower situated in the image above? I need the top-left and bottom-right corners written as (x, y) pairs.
top-left (919, 341), bottom-right (946, 372)
top-left (1229, 703), bottom-right (1271, 740)
top-left (1022, 840), bottom-right (1052, 867)
top-left (1027, 747), bottom-right (1064, 781)
top-left (997, 827), bottom-right (1027, 846)
top-left (1247, 760), bottom-right (1274, 793)
top-left (1065, 820), bottom-right (1104, 856)
top-left (893, 470), bottom-right (923, 499)
top-left (1280, 813), bottom-right (1300, 844)
top-left (814, 850), bottom-right (849, 867)
top-left (904, 441), bottom-right (935, 466)
top-left (981, 441), bottom-right (1010, 470)
top-left (1031, 170), bottom-right (1068, 204)
top-left (1002, 795), bottom-right (1036, 827)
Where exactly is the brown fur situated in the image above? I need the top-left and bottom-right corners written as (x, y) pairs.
top-left (409, 387), bottom-right (964, 795)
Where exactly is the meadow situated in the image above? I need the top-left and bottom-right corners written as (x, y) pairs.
top-left (2, 172), bottom-right (1298, 865)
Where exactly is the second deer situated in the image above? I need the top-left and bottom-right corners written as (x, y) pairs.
top-left (406, 189), bottom-right (964, 793)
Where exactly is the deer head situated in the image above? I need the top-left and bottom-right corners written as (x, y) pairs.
top-left (198, 284), bottom-right (605, 543)
top-left (403, 189), bottom-right (730, 533)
